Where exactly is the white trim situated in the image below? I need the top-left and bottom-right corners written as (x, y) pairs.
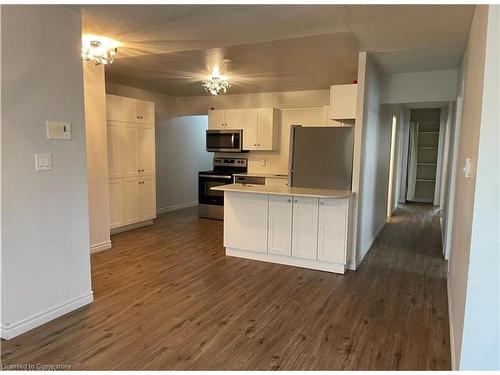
top-left (90, 240), bottom-right (111, 254)
top-left (156, 201), bottom-right (198, 215)
top-left (357, 220), bottom-right (386, 267)
top-left (447, 277), bottom-right (458, 370)
top-left (226, 248), bottom-right (346, 274)
top-left (1, 292), bottom-right (93, 340)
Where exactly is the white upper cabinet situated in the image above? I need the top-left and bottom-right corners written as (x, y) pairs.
top-left (268, 195), bottom-right (293, 256)
top-left (241, 109), bottom-right (258, 150)
top-left (224, 109), bottom-right (243, 129)
top-left (292, 197), bottom-right (319, 260)
top-left (329, 84), bottom-right (357, 121)
top-left (317, 198), bottom-right (349, 264)
top-left (256, 108), bottom-right (279, 150)
top-left (208, 109), bottom-right (225, 129)
top-left (106, 95), bottom-right (154, 124)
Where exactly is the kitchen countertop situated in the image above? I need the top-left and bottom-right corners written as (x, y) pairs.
top-left (232, 172), bottom-right (288, 179)
top-left (212, 183), bottom-right (352, 199)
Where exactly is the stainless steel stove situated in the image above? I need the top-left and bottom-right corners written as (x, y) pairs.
top-left (198, 158), bottom-right (247, 220)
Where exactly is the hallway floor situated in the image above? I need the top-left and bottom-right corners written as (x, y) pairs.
top-left (1, 204), bottom-right (450, 370)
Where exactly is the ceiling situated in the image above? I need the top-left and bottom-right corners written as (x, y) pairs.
top-left (80, 5), bottom-right (475, 97)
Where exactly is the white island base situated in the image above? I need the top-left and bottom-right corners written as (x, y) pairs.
top-left (212, 184), bottom-right (352, 274)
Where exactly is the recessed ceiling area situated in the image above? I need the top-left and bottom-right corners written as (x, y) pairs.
top-left (80, 5), bottom-right (475, 97)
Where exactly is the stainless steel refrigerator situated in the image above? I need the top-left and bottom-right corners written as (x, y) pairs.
top-left (288, 126), bottom-right (354, 190)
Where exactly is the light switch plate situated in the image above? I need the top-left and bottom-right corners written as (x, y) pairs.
top-left (35, 153), bottom-right (52, 171)
top-left (46, 121), bottom-right (71, 140)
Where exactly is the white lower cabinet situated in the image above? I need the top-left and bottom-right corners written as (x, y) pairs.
top-left (139, 176), bottom-right (156, 221)
top-left (123, 177), bottom-right (141, 225)
top-left (291, 197), bottom-right (319, 260)
top-left (224, 192), bottom-right (268, 253)
top-left (317, 198), bottom-right (349, 263)
top-left (268, 195), bottom-right (293, 256)
top-left (109, 178), bottom-right (124, 229)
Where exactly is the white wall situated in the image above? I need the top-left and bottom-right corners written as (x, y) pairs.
top-left (459, 4), bottom-right (499, 370)
top-left (447, 5), bottom-right (497, 370)
top-left (156, 115), bottom-right (212, 212)
top-left (381, 69), bottom-right (459, 104)
top-left (1, 6), bottom-right (93, 339)
top-left (351, 52), bottom-right (391, 267)
top-left (83, 63), bottom-right (111, 252)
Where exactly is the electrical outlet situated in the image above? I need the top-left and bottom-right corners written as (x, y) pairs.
top-left (35, 153), bottom-right (52, 171)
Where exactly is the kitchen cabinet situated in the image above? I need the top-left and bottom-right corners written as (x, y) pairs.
top-left (224, 192), bottom-right (268, 253)
top-left (123, 177), bottom-right (141, 225)
top-left (268, 195), bottom-right (293, 256)
top-left (317, 198), bottom-right (349, 263)
top-left (208, 109), bottom-right (242, 129)
top-left (208, 108), bottom-right (280, 150)
top-left (329, 84), bottom-right (357, 121)
top-left (292, 197), bottom-right (319, 260)
top-left (107, 121), bottom-right (123, 178)
top-left (106, 95), bottom-right (154, 124)
top-left (106, 95), bottom-right (157, 231)
top-left (108, 178), bottom-right (124, 229)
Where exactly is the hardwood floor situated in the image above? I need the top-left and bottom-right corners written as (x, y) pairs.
top-left (1, 204), bottom-right (450, 370)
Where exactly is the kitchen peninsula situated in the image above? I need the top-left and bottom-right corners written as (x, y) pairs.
top-left (212, 183), bottom-right (352, 274)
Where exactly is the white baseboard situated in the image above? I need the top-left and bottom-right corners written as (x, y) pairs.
top-left (447, 278), bottom-right (457, 370)
top-left (226, 248), bottom-right (346, 274)
top-left (356, 220), bottom-right (387, 268)
top-left (90, 240), bottom-right (111, 254)
top-left (157, 201), bottom-right (198, 215)
top-left (1, 292), bottom-right (93, 340)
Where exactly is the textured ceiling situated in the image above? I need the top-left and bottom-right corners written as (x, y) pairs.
top-left (80, 5), bottom-right (474, 97)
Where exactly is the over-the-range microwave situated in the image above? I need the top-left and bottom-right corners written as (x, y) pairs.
top-left (206, 129), bottom-right (244, 152)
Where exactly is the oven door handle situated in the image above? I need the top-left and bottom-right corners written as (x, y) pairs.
top-left (231, 133), bottom-right (235, 148)
top-left (200, 174), bottom-right (233, 179)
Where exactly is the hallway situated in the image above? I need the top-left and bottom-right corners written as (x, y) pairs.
top-left (1, 204), bottom-right (450, 370)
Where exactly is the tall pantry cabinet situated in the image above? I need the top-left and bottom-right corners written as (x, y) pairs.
top-left (106, 94), bottom-right (156, 230)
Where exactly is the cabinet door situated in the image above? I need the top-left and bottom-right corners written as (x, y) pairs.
top-left (109, 178), bottom-right (124, 229)
top-left (139, 125), bottom-right (155, 176)
top-left (257, 108), bottom-right (274, 150)
top-left (208, 110), bottom-right (225, 129)
top-left (136, 101), bottom-right (155, 124)
top-left (123, 177), bottom-right (141, 225)
top-left (241, 109), bottom-right (258, 150)
top-left (268, 195), bottom-right (292, 256)
top-left (106, 95), bottom-right (122, 122)
top-left (107, 121), bottom-right (123, 178)
top-left (122, 123), bottom-right (140, 177)
top-left (292, 197), bottom-right (319, 260)
top-left (224, 192), bottom-right (268, 253)
top-left (329, 84), bottom-right (357, 121)
top-left (120, 98), bottom-right (138, 123)
top-left (317, 198), bottom-right (349, 263)
top-left (224, 109), bottom-right (242, 129)
top-left (139, 176), bottom-right (156, 221)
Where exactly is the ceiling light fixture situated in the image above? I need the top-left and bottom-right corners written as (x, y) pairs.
top-left (202, 66), bottom-right (231, 95)
top-left (82, 35), bottom-right (119, 66)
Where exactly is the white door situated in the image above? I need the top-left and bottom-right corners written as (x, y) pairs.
top-left (224, 109), bottom-right (242, 129)
top-left (107, 121), bottom-right (122, 178)
top-left (208, 110), bottom-right (225, 129)
top-left (139, 176), bottom-right (156, 220)
top-left (292, 196), bottom-right (319, 260)
top-left (120, 98), bottom-right (137, 123)
top-left (139, 125), bottom-right (155, 176)
top-left (257, 108), bottom-right (274, 150)
top-left (136, 101), bottom-right (154, 124)
top-left (122, 123), bottom-right (140, 177)
top-left (317, 198), bottom-right (349, 263)
top-left (241, 109), bottom-right (258, 150)
top-left (108, 178), bottom-right (124, 229)
top-left (224, 192), bottom-right (268, 253)
top-left (268, 195), bottom-right (293, 256)
top-left (123, 177), bottom-right (141, 225)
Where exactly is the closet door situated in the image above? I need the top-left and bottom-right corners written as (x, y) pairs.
top-left (107, 121), bottom-right (123, 178)
top-left (139, 176), bottom-right (156, 221)
top-left (139, 125), bottom-right (155, 176)
top-left (122, 123), bottom-right (140, 177)
top-left (136, 101), bottom-right (155, 124)
top-left (108, 178), bottom-right (124, 229)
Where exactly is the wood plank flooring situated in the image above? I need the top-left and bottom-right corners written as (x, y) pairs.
top-left (1, 204), bottom-right (450, 370)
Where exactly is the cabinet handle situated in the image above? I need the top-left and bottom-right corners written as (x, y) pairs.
top-left (287, 199), bottom-right (292, 203)
top-left (137, 169), bottom-right (141, 172)
top-left (320, 201), bottom-right (324, 205)
top-left (294, 199), bottom-right (298, 203)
